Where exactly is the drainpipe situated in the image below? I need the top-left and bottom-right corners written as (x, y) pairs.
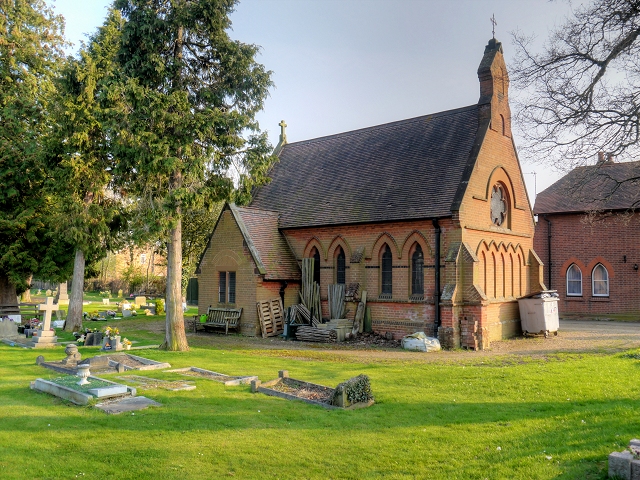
top-left (432, 219), bottom-right (441, 335)
top-left (543, 215), bottom-right (552, 289)
top-left (279, 281), bottom-right (288, 307)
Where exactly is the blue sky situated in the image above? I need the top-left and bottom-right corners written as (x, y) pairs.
top-left (50, 0), bottom-right (579, 203)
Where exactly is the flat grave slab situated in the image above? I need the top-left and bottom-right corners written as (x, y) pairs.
top-left (116, 375), bottom-right (196, 391)
top-left (95, 396), bottom-right (162, 415)
top-left (88, 385), bottom-right (129, 398)
top-left (165, 367), bottom-right (258, 386)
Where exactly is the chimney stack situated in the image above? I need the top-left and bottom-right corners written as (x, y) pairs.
top-left (606, 153), bottom-right (615, 164)
top-left (597, 151), bottom-right (605, 163)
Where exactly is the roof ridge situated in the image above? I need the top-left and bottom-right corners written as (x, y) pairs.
top-left (281, 104), bottom-right (478, 148)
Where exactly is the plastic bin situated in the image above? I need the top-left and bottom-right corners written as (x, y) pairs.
top-left (518, 294), bottom-right (559, 338)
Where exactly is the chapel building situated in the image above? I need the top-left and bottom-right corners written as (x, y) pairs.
top-left (533, 155), bottom-right (640, 318)
top-left (197, 38), bottom-right (545, 349)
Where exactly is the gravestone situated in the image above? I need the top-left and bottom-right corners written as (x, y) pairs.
top-left (31, 297), bottom-right (58, 349)
top-left (79, 355), bottom-right (110, 369)
top-left (122, 310), bottom-right (132, 318)
top-left (102, 298), bottom-right (110, 305)
top-left (0, 317), bottom-right (19, 339)
top-left (55, 282), bottom-right (69, 305)
top-left (134, 296), bottom-right (146, 308)
top-left (102, 335), bottom-right (123, 351)
top-left (84, 332), bottom-right (103, 346)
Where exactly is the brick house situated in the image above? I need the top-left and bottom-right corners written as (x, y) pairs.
top-left (533, 157), bottom-right (640, 318)
top-left (197, 38), bottom-right (545, 349)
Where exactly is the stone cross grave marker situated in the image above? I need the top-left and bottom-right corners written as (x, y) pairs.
top-left (31, 297), bottom-right (59, 348)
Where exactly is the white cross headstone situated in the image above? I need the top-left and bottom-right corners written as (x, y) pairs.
top-left (38, 297), bottom-right (58, 330)
top-left (31, 297), bottom-right (59, 348)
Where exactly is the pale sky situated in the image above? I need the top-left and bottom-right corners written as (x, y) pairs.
top-left (50, 0), bottom-right (580, 204)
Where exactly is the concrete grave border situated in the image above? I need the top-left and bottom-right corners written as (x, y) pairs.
top-left (31, 376), bottom-right (136, 406)
top-left (252, 370), bottom-right (374, 410)
top-left (165, 366), bottom-right (258, 386)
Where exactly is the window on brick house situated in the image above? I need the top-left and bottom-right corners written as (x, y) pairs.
top-left (592, 264), bottom-right (609, 297)
top-left (381, 244), bottom-right (392, 296)
top-left (336, 247), bottom-right (346, 284)
top-left (218, 271), bottom-right (236, 303)
top-left (411, 244), bottom-right (424, 297)
top-left (566, 264), bottom-right (582, 296)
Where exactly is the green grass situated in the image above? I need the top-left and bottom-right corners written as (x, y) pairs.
top-left (1, 339), bottom-right (638, 479)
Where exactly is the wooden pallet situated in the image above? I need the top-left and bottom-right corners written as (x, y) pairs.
top-left (256, 298), bottom-right (285, 338)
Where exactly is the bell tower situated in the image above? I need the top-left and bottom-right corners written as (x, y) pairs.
top-left (477, 38), bottom-right (511, 137)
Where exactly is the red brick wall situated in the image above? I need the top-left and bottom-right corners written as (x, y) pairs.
top-left (282, 218), bottom-right (454, 338)
top-left (534, 212), bottom-right (640, 317)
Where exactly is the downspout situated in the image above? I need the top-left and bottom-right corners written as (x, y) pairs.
top-left (543, 215), bottom-right (552, 289)
top-left (279, 281), bottom-right (288, 307)
top-left (432, 219), bottom-right (441, 335)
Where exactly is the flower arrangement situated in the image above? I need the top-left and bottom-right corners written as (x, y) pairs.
top-left (106, 310), bottom-right (117, 318)
top-left (102, 326), bottom-right (120, 338)
top-left (122, 338), bottom-right (132, 347)
top-left (99, 290), bottom-right (111, 298)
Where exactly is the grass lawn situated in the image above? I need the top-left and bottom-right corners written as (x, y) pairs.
top-left (1, 333), bottom-right (639, 479)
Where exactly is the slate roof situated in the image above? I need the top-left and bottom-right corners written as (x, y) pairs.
top-left (250, 105), bottom-right (480, 228)
top-left (534, 160), bottom-right (640, 214)
top-left (231, 205), bottom-right (300, 281)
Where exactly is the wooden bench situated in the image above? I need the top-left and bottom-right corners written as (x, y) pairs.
top-left (192, 307), bottom-right (242, 334)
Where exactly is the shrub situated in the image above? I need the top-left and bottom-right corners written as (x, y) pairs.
top-left (155, 298), bottom-right (165, 315)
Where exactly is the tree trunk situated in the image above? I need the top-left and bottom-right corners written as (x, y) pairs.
top-left (65, 249), bottom-right (85, 332)
top-left (0, 275), bottom-right (19, 315)
top-left (161, 206), bottom-right (189, 351)
top-left (20, 274), bottom-right (33, 303)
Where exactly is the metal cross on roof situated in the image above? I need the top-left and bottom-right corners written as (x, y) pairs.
top-left (490, 14), bottom-right (497, 39)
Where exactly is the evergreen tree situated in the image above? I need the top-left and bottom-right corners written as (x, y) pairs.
top-left (0, 0), bottom-right (70, 308)
top-left (45, 10), bottom-right (126, 332)
top-left (111, 0), bottom-right (274, 350)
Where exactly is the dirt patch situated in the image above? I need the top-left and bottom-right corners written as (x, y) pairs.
top-left (268, 378), bottom-right (333, 403)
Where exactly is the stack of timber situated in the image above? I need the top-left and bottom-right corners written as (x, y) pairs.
top-left (328, 284), bottom-right (346, 320)
top-left (256, 298), bottom-right (285, 338)
top-left (295, 325), bottom-right (337, 343)
top-left (299, 258), bottom-right (321, 325)
top-left (289, 304), bottom-right (319, 327)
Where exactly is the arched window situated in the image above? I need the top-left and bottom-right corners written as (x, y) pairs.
top-left (381, 244), bottom-right (392, 296)
top-left (336, 247), bottom-right (346, 285)
top-left (592, 264), bottom-right (609, 297)
top-left (311, 247), bottom-right (320, 285)
top-left (566, 264), bottom-right (582, 296)
top-left (411, 244), bottom-right (424, 297)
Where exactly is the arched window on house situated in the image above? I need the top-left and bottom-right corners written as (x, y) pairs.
top-left (336, 247), bottom-right (346, 285)
top-left (566, 264), bottom-right (582, 296)
top-left (381, 244), bottom-right (392, 297)
top-left (411, 244), bottom-right (424, 297)
top-left (592, 264), bottom-right (609, 297)
top-left (311, 247), bottom-right (321, 285)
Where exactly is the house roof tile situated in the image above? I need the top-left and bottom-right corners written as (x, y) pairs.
top-left (534, 160), bottom-right (640, 214)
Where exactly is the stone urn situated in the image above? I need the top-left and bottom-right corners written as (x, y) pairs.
top-left (76, 364), bottom-right (91, 386)
top-left (62, 344), bottom-right (81, 366)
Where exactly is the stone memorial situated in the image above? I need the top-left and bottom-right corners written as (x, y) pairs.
top-left (0, 317), bottom-right (19, 339)
top-left (55, 282), bottom-right (69, 305)
top-left (84, 332), bottom-right (103, 346)
top-left (102, 298), bottom-right (110, 305)
top-left (101, 335), bottom-right (123, 351)
top-left (31, 297), bottom-right (58, 348)
top-left (62, 344), bottom-right (81, 367)
top-left (134, 296), bottom-right (146, 308)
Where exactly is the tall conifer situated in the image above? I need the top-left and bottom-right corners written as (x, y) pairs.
top-left (111, 0), bottom-right (274, 350)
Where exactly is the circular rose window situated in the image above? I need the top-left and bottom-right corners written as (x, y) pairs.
top-left (490, 185), bottom-right (507, 226)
